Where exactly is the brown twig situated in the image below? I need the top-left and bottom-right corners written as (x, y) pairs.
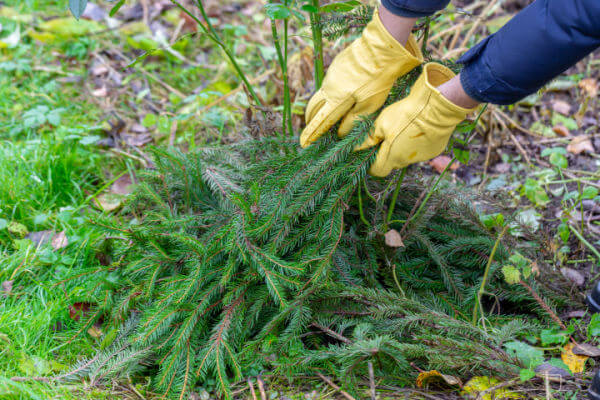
top-left (316, 372), bottom-right (357, 400)
top-left (368, 361), bottom-right (376, 400)
top-left (519, 280), bottom-right (567, 330)
top-left (311, 322), bottom-right (352, 344)
top-left (247, 378), bottom-right (258, 400)
top-left (256, 375), bottom-right (267, 400)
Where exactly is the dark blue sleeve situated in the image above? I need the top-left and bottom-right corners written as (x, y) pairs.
top-left (458, 0), bottom-right (600, 105)
top-left (381, 0), bottom-right (450, 18)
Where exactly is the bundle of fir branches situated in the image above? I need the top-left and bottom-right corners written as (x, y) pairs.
top-left (63, 69), bottom-right (574, 398)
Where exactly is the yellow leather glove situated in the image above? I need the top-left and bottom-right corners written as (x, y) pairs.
top-left (299, 9), bottom-right (423, 148)
top-left (358, 63), bottom-right (478, 177)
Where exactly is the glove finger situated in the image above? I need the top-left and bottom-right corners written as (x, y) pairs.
top-left (300, 98), bottom-right (354, 148)
top-left (305, 90), bottom-right (326, 124)
top-left (353, 108), bottom-right (388, 151)
top-left (338, 90), bottom-right (389, 137)
top-left (368, 138), bottom-right (403, 177)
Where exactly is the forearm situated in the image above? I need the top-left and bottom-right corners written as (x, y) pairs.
top-left (458, 0), bottom-right (600, 105)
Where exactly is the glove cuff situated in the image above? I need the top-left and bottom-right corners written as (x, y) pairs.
top-left (413, 63), bottom-right (479, 122)
top-left (363, 10), bottom-right (424, 72)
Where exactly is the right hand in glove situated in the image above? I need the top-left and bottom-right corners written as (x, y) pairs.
top-left (357, 63), bottom-right (478, 177)
top-left (299, 9), bottom-right (423, 148)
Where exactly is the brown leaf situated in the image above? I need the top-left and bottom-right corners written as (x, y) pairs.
top-left (87, 325), bottom-right (103, 338)
top-left (384, 229), bottom-right (404, 248)
top-left (579, 78), bottom-right (598, 98)
top-left (69, 302), bottom-right (92, 321)
top-left (123, 133), bottom-right (152, 147)
top-left (51, 230), bottom-right (68, 250)
top-left (428, 155), bottom-right (459, 174)
top-left (560, 267), bottom-right (584, 286)
top-left (567, 135), bottom-right (594, 155)
top-left (551, 100), bottom-right (571, 116)
top-left (572, 343), bottom-right (600, 357)
top-left (90, 63), bottom-right (108, 77)
top-left (110, 174), bottom-right (134, 195)
top-left (2, 280), bottom-right (13, 295)
top-left (552, 124), bottom-right (570, 137)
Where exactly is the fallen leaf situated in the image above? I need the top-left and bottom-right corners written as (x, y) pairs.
top-left (551, 100), bottom-right (571, 116)
top-left (90, 63), bottom-right (109, 76)
top-left (461, 376), bottom-right (523, 400)
top-left (2, 280), bottom-right (13, 295)
top-left (69, 302), bottom-right (92, 321)
top-left (110, 174), bottom-right (135, 195)
top-left (561, 343), bottom-right (588, 373)
top-left (384, 229), bottom-right (404, 248)
top-left (51, 230), bottom-right (68, 250)
top-left (572, 343), bottom-right (600, 357)
top-left (123, 133), bottom-right (152, 147)
top-left (81, 2), bottom-right (107, 22)
top-left (566, 310), bottom-right (586, 319)
top-left (95, 193), bottom-right (122, 212)
top-left (534, 362), bottom-right (570, 381)
top-left (552, 124), bottom-right (570, 137)
top-left (579, 78), bottom-right (598, 98)
top-left (428, 155), bottom-right (459, 174)
top-left (26, 230), bottom-right (54, 246)
top-left (567, 135), bottom-right (594, 155)
top-left (91, 86), bottom-right (108, 97)
top-left (560, 267), bottom-right (584, 286)
top-left (416, 370), bottom-right (461, 388)
top-left (87, 325), bottom-right (103, 338)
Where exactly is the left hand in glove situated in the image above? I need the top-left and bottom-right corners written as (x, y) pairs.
top-left (357, 63), bottom-right (479, 177)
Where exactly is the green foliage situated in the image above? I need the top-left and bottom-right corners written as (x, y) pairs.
top-left (63, 106), bottom-right (572, 398)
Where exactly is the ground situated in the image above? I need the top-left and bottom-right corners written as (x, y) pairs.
top-left (0, 0), bottom-right (599, 399)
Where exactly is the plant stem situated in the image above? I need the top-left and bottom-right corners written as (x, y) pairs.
top-left (309, 0), bottom-right (324, 89)
top-left (357, 180), bottom-right (371, 228)
top-left (385, 168), bottom-right (406, 230)
top-left (270, 17), bottom-right (288, 137)
top-left (170, 0), bottom-right (262, 107)
top-left (569, 223), bottom-right (600, 262)
top-left (472, 225), bottom-right (508, 325)
top-left (283, 13), bottom-right (293, 136)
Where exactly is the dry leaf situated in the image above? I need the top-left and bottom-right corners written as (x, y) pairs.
top-left (384, 229), bottom-right (404, 248)
top-left (2, 280), bottom-right (13, 295)
top-left (561, 342), bottom-right (588, 373)
top-left (416, 370), bottom-right (461, 388)
top-left (69, 302), bottom-right (92, 321)
top-left (428, 155), bottom-right (459, 174)
top-left (87, 325), bottom-right (103, 338)
top-left (551, 100), bottom-right (571, 116)
top-left (90, 63), bottom-right (108, 77)
top-left (560, 267), bottom-right (584, 286)
top-left (91, 86), bottom-right (108, 97)
top-left (534, 362), bottom-right (570, 381)
top-left (51, 230), bottom-right (68, 250)
top-left (110, 174), bottom-right (134, 195)
top-left (572, 343), bottom-right (600, 357)
top-left (26, 230), bottom-right (54, 247)
top-left (461, 376), bottom-right (523, 400)
top-left (552, 124), bottom-right (570, 137)
top-left (566, 310), bottom-right (586, 319)
top-left (579, 78), bottom-right (598, 98)
top-left (95, 193), bottom-right (122, 212)
top-left (567, 135), bottom-right (594, 155)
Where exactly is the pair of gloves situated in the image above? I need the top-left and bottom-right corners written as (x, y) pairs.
top-left (300, 10), bottom-right (478, 177)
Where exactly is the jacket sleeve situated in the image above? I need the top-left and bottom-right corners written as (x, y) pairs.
top-left (381, 0), bottom-right (450, 18)
top-left (458, 0), bottom-right (600, 105)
